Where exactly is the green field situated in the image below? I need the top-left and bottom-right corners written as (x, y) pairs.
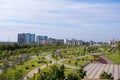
top-left (105, 53), bottom-right (120, 64)
top-left (6, 55), bottom-right (49, 79)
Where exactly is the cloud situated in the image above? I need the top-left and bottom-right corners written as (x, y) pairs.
top-left (0, 0), bottom-right (120, 23)
top-left (0, 0), bottom-right (120, 41)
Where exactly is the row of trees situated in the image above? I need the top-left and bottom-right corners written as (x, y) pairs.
top-left (52, 46), bottom-right (99, 59)
top-left (0, 44), bottom-right (67, 60)
top-left (36, 65), bottom-right (115, 80)
top-left (37, 64), bottom-right (86, 80)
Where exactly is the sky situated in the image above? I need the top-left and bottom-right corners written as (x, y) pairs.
top-left (0, 0), bottom-right (120, 42)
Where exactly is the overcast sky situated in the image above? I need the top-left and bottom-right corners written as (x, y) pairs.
top-left (0, 0), bottom-right (120, 42)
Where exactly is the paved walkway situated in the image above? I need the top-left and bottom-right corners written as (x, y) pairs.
top-left (23, 53), bottom-right (114, 80)
top-left (24, 54), bottom-right (80, 80)
top-left (24, 63), bottom-right (54, 80)
top-left (84, 63), bottom-right (120, 80)
top-left (45, 54), bottom-right (80, 69)
top-left (100, 55), bottom-right (113, 64)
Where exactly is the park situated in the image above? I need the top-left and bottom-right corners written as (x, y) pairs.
top-left (0, 43), bottom-right (120, 80)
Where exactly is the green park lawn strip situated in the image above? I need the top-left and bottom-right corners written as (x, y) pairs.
top-left (62, 59), bottom-right (87, 67)
top-left (7, 56), bottom-right (49, 79)
top-left (105, 53), bottom-right (120, 64)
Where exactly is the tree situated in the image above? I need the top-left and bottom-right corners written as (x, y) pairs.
top-left (75, 61), bottom-right (78, 70)
top-left (38, 72), bottom-right (49, 80)
top-left (66, 68), bottom-right (86, 80)
top-left (50, 60), bottom-right (52, 64)
top-left (66, 73), bottom-right (79, 80)
top-left (38, 68), bottom-right (41, 73)
top-left (2, 60), bottom-right (9, 73)
top-left (33, 73), bottom-right (35, 80)
top-left (60, 64), bottom-right (65, 79)
top-left (14, 69), bottom-right (24, 80)
top-left (77, 68), bottom-right (86, 79)
top-left (0, 71), bottom-right (9, 80)
top-left (68, 60), bottom-right (71, 63)
top-left (99, 71), bottom-right (113, 80)
top-left (51, 65), bottom-right (60, 79)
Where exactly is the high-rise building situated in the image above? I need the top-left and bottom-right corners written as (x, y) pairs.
top-left (25, 33), bottom-right (31, 44)
top-left (18, 33), bottom-right (25, 44)
top-left (36, 36), bottom-right (48, 45)
top-left (66, 39), bottom-right (83, 45)
top-left (48, 38), bottom-right (64, 45)
top-left (48, 38), bottom-right (56, 44)
top-left (18, 33), bottom-right (35, 44)
top-left (56, 39), bottom-right (64, 45)
top-left (31, 34), bottom-right (35, 44)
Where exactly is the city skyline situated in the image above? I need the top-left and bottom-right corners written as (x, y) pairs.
top-left (0, 0), bottom-right (120, 42)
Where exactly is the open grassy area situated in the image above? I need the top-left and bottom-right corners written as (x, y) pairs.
top-left (6, 55), bottom-right (49, 79)
top-left (105, 53), bottom-right (120, 64)
top-left (62, 59), bottom-right (87, 67)
top-left (61, 55), bottom-right (95, 67)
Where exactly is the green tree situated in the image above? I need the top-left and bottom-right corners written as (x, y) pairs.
top-left (77, 68), bottom-right (86, 79)
top-left (99, 72), bottom-right (113, 80)
top-left (2, 60), bottom-right (9, 73)
top-left (38, 72), bottom-right (48, 80)
top-left (75, 61), bottom-right (78, 70)
top-left (66, 73), bottom-right (79, 80)
top-left (0, 72), bottom-right (9, 80)
top-left (14, 69), bottom-right (24, 80)
top-left (66, 68), bottom-right (86, 80)
top-left (60, 64), bottom-right (65, 79)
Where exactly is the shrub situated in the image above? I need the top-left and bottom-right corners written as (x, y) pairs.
top-left (25, 66), bottom-right (29, 70)
top-left (38, 61), bottom-right (41, 64)
top-left (68, 60), bottom-right (71, 63)
top-left (99, 71), bottom-right (113, 80)
top-left (37, 60), bottom-right (46, 64)
top-left (31, 64), bottom-right (35, 67)
top-left (42, 57), bottom-right (45, 59)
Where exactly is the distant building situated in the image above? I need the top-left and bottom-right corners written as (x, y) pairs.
top-left (36, 35), bottom-right (48, 45)
top-left (18, 33), bottom-right (26, 44)
top-left (89, 40), bottom-right (94, 45)
top-left (48, 38), bottom-right (56, 44)
top-left (56, 39), bottom-right (64, 45)
top-left (108, 38), bottom-right (118, 46)
top-left (18, 33), bottom-right (35, 44)
top-left (65, 39), bottom-right (96, 46)
top-left (25, 33), bottom-right (31, 44)
top-left (66, 39), bottom-right (83, 45)
top-left (78, 40), bottom-right (83, 45)
top-left (48, 38), bottom-right (64, 45)
top-left (31, 34), bottom-right (35, 44)
top-left (71, 39), bottom-right (79, 45)
top-left (66, 39), bottom-right (71, 45)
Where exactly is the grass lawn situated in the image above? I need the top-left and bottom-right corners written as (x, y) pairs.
top-left (62, 59), bottom-right (87, 67)
top-left (6, 56), bottom-right (49, 79)
top-left (105, 53), bottom-right (120, 64)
